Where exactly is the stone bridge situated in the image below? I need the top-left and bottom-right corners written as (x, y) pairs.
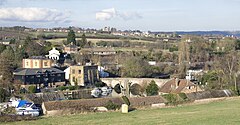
top-left (101, 78), bottom-right (170, 88)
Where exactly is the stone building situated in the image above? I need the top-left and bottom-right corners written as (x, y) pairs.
top-left (65, 65), bottom-right (99, 87)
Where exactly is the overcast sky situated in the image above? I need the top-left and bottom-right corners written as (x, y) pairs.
top-left (0, 0), bottom-right (240, 31)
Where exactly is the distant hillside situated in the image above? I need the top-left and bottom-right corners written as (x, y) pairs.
top-left (153, 31), bottom-right (240, 37)
top-left (0, 30), bottom-right (30, 39)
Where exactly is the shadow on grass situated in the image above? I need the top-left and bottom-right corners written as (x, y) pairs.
top-left (128, 107), bottom-right (136, 112)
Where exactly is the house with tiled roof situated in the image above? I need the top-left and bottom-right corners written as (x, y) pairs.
top-left (64, 43), bottom-right (79, 54)
top-left (80, 47), bottom-right (116, 56)
top-left (159, 78), bottom-right (202, 94)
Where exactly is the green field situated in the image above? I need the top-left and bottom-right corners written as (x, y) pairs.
top-left (3, 97), bottom-right (240, 125)
top-left (45, 38), bottom-right (155, 44)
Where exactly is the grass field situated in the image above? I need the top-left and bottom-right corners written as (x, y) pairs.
top-left (2, 97), bottom-right (240, 125)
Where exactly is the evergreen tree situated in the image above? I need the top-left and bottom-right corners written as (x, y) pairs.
top-left (146, 80), bottom-right (159, 96)
top-left (67, 29), bottom-right (76, 45)
top-left (0, 47), bottom-right (15, 89)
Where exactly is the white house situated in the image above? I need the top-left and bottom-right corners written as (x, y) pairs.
top-left (186, 69), bottom-right (203, 81)
top-left (46, 47), bottom-right (60, 60)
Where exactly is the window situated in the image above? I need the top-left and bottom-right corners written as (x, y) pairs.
top-left (35, 62), bottom-right (38, 66)
top-left (44, 62), bottom-right (48, 66)
top-left (78, 70), bottom-right (81, 74)
top-left (26, 62), bottom-right (29, 66)
top-left (72, 69), bottom-right (75, 74)
top-left (72, 76), bottom-right (75, 82)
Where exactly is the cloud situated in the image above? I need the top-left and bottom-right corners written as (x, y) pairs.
top-left (96, 8), bottom-right (142, 21)
top-left (96, 8), bottom-right (116, 21)
top-left (0, 7), bottom-right (70, 23)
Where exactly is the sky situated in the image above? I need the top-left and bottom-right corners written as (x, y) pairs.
top-left (0, 0), bottom-right (240, 31)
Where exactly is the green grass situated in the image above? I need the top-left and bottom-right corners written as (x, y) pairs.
top-left (2, 97), bottom-right (240, 125)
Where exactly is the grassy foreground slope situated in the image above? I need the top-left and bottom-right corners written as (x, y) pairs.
top-left (3, 97), bottom-right (240, 125)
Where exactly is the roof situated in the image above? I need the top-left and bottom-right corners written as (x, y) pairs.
top-left (13, 68), bottom-right (65, 76)
top-left (81, 47), bottom-right (116, 52)
top-left (27, 56), bottom-right (47, 59)
top-left (159, 78), bottom-right (195, 94)
top-left (65, 43), bottom-right (78, 48)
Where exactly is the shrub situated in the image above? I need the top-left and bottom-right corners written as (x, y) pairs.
top-left (130, 84), bottom-right (142, 95)
top-left (105, 101), bottom-right (121, 110)
top-left (162, 93), bottom-right (190, 106)
top-left (95, 82), bottom-right (107, 87)
top-left (178, 93), bottom-right (188, 101)
top-left (162, 94), bottom-right (178, 106)
top-left (3, 107), bottom-right (16, 114)
top-left (68, 86), bottom-right (77, 90)
top-left (122, 96), bottom-right (130, 106)
top-left (28, 85), bottom-right (36, 93)
top-left (146, 80), bottom-right (159, 96)
top-left (0, 87), bottom-right (8, 102)
top-left (114, 84), bottom-right (122, 94)
top-left (57, 86), bottom-right (67, 91)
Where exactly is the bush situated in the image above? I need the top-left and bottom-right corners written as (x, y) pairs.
top-left (162, 93), bottom-right (190, 106)
top-left (122, 96), bottom-right (130, 106)
top-left (105, 101), bottom-right (121, 110)
top-left (0, 87), bottom-right (8, 102)
top-left (178, 93), bottom-right (188, 101)
top-left (114, 84), bottom-right (122, 94)
top-left (146, 80), bottom-right (159, 96)
top-left (130, 84), bottom-right (142, 95)
top-left (68, 86), bottom-right (77, 90)
top-left (95, 82), bottom-right (107, 87)
top-left (162, 94), bottom-right (178, 106)
top-left (169, 46), bottom-right (178, 52)
top-left (57, 86), bottom-right (68, 91)
top-left (3, 107), bottom-right (16, 114)
top-left (28, 86), bottom-right (36, 93)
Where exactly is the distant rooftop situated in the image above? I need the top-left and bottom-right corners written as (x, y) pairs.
top-left (28, 56), bottom-right (47, 59)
